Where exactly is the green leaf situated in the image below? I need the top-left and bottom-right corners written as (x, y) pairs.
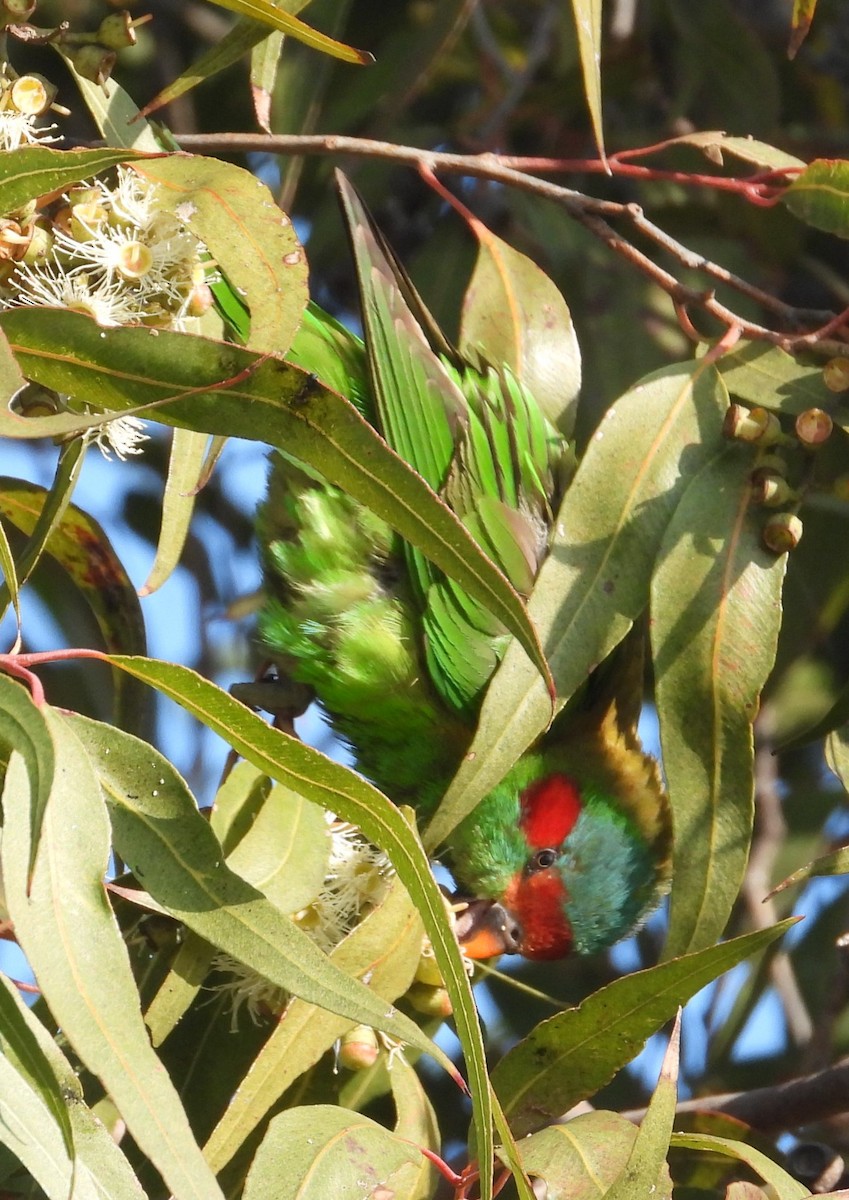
top-left (426, 359), bottom-right (729, 850)
top-left (769, 843), bottom-right (849, 896)
top-left (0, 973), bottom-right (73, 1161)
top-left (224, 782), bottom-right (330, 915)
top-left (0, 146), bottom-right (149, 216)
top-left (69, 712), bottom-right (452, 1070)
top-left (491, 920), bottom-right (794, 1138)
top-left (0, 674), bottom-right (54, 887)
top-left (242, 1106), bottom-right (420, 1200)
top-left (0, 515), bottom-right (20, 637)
top-left (510, 1111), bottom-right (670, 1200)
top-left (202, 872), bottom-right (424, 1172)
top-left (143, 932), bottom-right (216, 1049)
top-left (131, 156), bottom-right (308, 355)
top-left (459, 225), bottom-right (581, 438)
top-left (251, 28), bottom-right (285, 131)
top-left (603, 1011), bottom-right (680, 1200)
top-left (98, 655), bottom-right (496, 1197)
top-left (0, 975), bottom-right (145, 1200)
top-left (137, 19), bottom-right (272, 121)
top-left (0, 474), bottom-right (147, 729)
top-left (0, 1050), bottom-right (81, 1200)
top-left (653, 444), bottom-right (787, 957)
top-left (715, 339), bottom-right (834, 414)
top-left (205, 0), bottom-right (373, 64)
top-left (0, 307), bottom-right (548, 709)
top-left (1, 712), bottom-right (225, 1200)
top-left (569, 0), bottom-right (605, 161)
top-left (789, 0), bottom-right (819, 59)
top-left (669, 131), bottom-right (805, 171)
top-left (389, 1056), bottom-right (440, 1200)
top-left (140, 428), bottom-right (208, 596)
top-left (783, 159), bottom-right (849, 237)
top-left (668, 1133), bottom-right (809, 1198)
top-left (61, 68), bottom-right (162, 152)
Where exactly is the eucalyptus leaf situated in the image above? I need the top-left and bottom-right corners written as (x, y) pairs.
top-left (1, 713), bottom-right (225, 1200)
top-left (491, 920), bottom-right (793, 1137)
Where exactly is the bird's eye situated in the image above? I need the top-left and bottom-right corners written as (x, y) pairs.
top-left (529, 848), bottom-right (557, 872)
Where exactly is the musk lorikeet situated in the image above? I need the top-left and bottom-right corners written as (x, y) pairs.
top-left (257, 174), bottom-right (671, 961)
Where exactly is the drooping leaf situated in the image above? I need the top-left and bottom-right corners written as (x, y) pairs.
top-left (426, 360), bottom-right (728, 850)
top-left (459, 224), bottom-right (581, 438)
top-left (241, 1106), bottom-right (420, 1200)
top-left (668, 1133), bottom-right (809, 1198)
top-left (0, 673), bottom-right (54, 887)
top-left (140, 428), bottom-right (209, 596)
top-left (68, 712), bottom-right (454, 1071)
top-left (205, 0), bottom-right (373, 64)
top-left (569, 0), bottom-right (605, 161)
top-left (0, 974), bottom-right (145, 1200)
top-left (0, 972), bottom-right (74, 1162)
top-left (653, 444), bottom-right (787, 957)
top-left (1, 713), bottom-right (225, 1200)
top-left (202, 873), bottom-right (424, 1172)
top-left (61, 68), bottom-right (162, 152)
top-left (491, 920), bottom-right (793, 1138)
top-left (0, 473), bottom-right (147, 730)
top-left (99, 654), bottom-right (496, 1197)
top-left (788, 0), bottom-right (819, 59)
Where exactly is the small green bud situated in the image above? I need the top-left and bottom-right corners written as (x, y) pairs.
top-left (723, 403), bottom-right (784, 446)
top-left (763, 512), bottom-right (803, 554)
top-left (338, 1025), bottom-right (380, 1071)
top-left (66, 44), bottom-right (117, 86)
top-left (1, 0), bottom-right (37, 21)
top-left (405, 982), bottom-right (453, 1019)
top-left (97, 12), bottom-right (137, 50)
top-left (750, 469), bottom-right (795, 508)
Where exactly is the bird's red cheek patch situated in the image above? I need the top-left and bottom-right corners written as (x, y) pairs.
top-left (504, 870), bottom-right (573, 960)
top-left (519, 774), bottom-right (581, 849)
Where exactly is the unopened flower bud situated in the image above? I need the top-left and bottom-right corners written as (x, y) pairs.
top-left (795, 407), bottom-right (833, 447)
top-left (66, 44), bottom-right (117, 87)
top-left (21, 220), bottom-right (53, 265)
top-left (98, 12), bottom-right (137, 49)
top-left (723, 404), bottom-right (783, 446)
top-left (414, 945), bottom-right (443, 988)
top-left (0, 218), bottom-right (30, 261)
top-left (70, 201), bottom-right (109, 242)
top-left (9, 75), bottom-right (57, 117)
top-left (823, 357), bottom-right (849, 393)
top-left (750, 469), bottom-right (795, 508)
top-left (2, 0), bottom-right (37, 21)
top-left (405, 982), bottom-right (453, 1019)
top-left (763, 512), bottom-right (803, 554)
top-left (338, 1025), bottom-right (380, 1071)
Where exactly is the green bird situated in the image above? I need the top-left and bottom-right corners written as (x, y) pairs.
top-left (257, 175), bottom-right (671, 961)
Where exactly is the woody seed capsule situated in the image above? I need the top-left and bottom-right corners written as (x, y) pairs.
top-left (763, 512), bottom-right (803, 554)
top-left (795, 407), bottom-right (833, 446)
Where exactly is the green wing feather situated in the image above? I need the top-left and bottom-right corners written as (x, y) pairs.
top-left (337, 174), bottom-right (572, 716)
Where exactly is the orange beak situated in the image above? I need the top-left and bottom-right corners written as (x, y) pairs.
top-left (453, 899), bottom-right (523, 959)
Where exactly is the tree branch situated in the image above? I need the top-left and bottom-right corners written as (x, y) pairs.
top-left (174, 132), bottom-right (847, 354)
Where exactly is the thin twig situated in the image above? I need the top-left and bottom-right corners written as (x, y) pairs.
top-left (173, 133), bottom-right (846, 354)
top-left (621, 1059), bottom-right (849, 1133)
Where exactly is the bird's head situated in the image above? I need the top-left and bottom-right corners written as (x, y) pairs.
top-left (448, 747), bottom-right (671, 962)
